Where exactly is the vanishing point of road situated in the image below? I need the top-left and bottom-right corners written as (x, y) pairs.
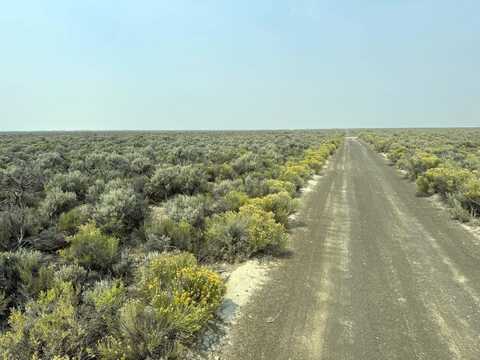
top-left (219, 138), bottom-right (480, 360)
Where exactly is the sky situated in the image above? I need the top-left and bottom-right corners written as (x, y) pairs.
top-left (1, 1), bottom-right (479, 131)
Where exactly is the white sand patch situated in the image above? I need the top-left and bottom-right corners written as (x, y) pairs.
top-left (189, 259), bottom-right (274, 359)
top-left (218, 259), bottom-right (271, 323)
top-left (461, 223), bottom-right (480, 243)
top-left (301, 174), bottom-right (322, 194)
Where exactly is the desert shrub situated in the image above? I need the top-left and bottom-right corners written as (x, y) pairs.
top-left (131, 155), bottom-right (153, 175)
top-left (24, 227), bottom-right (67, 252)
top-left (407, 152), bottom-right (441, 179)
top-left (239, 204), bottom-right (287, 254)
top-left (39, 187), bottom-right (77, 222)
top-left (301, 145), bottom-right (332, 172)
top-left (372, 138), bottom-right (392, 153)
top-left (36, 152), bottom-right (66, 175)
top-left (6, 207), bottom-right (42, 247)
top-left (217, 163), bottom-right (235, 180)
top-left (243, 175), bottom-right (269, 197)
top-left (214, 190), bottom-right (249, 212)
top-left (387, 145), bottom-right (407, 164)
top-left (97, 299), bottom-right (179, 360)
top-left (94, 181), bottom-right (145, 236)
top-left (203, 205), bottom-right (287, 261)
top-left (248, 191), bottom-right (298, 226)
top-left (211, 179), bottom-right (244, 198)
top-left (203, 211), bottom-right (250, 261)
top-left (86, 179), bottom-right (106, 203)
top-left (146, 165), bottom-right (207, 202)
top-left (85, 279), bottom-right (126, 313)
top-left (83, 279), bottom-right (127, 343)
top-left (465, 154), bottom-right (480, 172)
top-left (0, 163), bottom-right (43, 208)
top-left (144, 207), bottom-right (196, 252)
top-left (0, 250), bottom-right (53, 321)
top-left (12, 250), bottom-right (54, 304)
top-left (47, 171), bottom-right (89, 200)
top-left (446, 193), bottom-right (472, 222)
top-left (265, 179), bottom-right (296, 196)
top-left (60, 223), bottom-right (119, 272)
top-left (163, 194), bottom-right (212, 227)
top-left (0, 281), bottom-right (87, 360)
top-left (416, 175), bottom-right (431, 195)
top-left (97, 253), bottom-right (225, 359)
top-left (137, 253), bottom-right (224, 332)
top-left (232, 152), bottom-right (259, 175)
top-left (416, 166), bottom-right (472, 196)
top-left (280, 164), bottom-right (312, 190)
top-left (53, 264), bottom-right (88, 290)
top-left (57, 206), bottom-right (91, 235)
top-left (0, 212), bottom-right (15, 251)
top-left (461, 177), bottom-right (480, 215)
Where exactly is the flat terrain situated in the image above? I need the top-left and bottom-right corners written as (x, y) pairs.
top-left (219, 138), bottom-right (480, 360)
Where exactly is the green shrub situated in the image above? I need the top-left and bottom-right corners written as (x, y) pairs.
top-left (46, 170), bottom-right (89, 200)
top-left (0, 250), bottom-right (53, 322)
top-left (221, 190), bottom-right (249, 211)
top-left (203, 205), bottom-right (287, 261)
top-left (239, 204), bottom-right (287, 254)
top-left (84, 279), bottom-right (126, 337)
top-left (163, 194), bottom-right (212, 227)
top-left (85, 279), bottom-right (126, 313)
top-left (461, 177), bottom-right (480, 215)
top-left (137, 253), bottom-right (224, 333)
top-left (386, 145), bottom-right (407, 164)
top-left (94, 181), bottom-right (145, 236)
top-left (97, 253), bottom-right (225, 359)
top-left (446, 193), bottom-right (472, 223)
top-left (146, 165), bottom-right (207, 202)
top-left (265, 179), bottom-right (296, 196)
top-left (280, 164), bottom-right (312, 189)
top-left (407, 152), bottom-right (441, 179)
top-left (0, 281), bottom-right (87, 360)
top-left (39, 187), bottom-right (77, 222)
top-left (203, 211), bottom-right (250, 261)
top-left (248, 191), bottom-right (298, 226)
top-left (417, 166), bottom-right (472, 196)
top-left (57, 206), bottom-right (90, 235)
top-left (60, 223), bottom-right (119, 272)
top-left (144, 207), bottom-right (195, 252)
top-left (301, 145), bottom-right (333, 173)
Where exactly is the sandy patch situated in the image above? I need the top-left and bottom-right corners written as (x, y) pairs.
top-left (218, 259), bottom-right (271, 323)
top-left (301, 174), bottom-right (322, 194)
top-left (189, 259), bottom-right (274, 359)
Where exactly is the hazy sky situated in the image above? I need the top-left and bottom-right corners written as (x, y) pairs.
top-left (1, 1), bottom-right (479, 131)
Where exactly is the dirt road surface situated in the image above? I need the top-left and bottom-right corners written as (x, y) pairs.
top-left (219, 138), bottom-right (480, 360)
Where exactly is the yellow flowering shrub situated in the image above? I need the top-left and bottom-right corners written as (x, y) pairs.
top-left (247, 191), bottom-right (298, 226)
top-left (238, 204), bottom-right (287, 254)
top-left (417, 166), bottom-right (473, 195)
top-left (0, 281), bottom-right (86, 360)
top-left (265, 179), bottom-right (296, 196)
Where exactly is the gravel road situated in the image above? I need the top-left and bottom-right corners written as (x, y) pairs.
top-left (219, 137), bottom-right (480, 360)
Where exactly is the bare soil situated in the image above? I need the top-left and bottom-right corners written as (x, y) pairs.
top-left (216, 138), bottom-right (480, 360)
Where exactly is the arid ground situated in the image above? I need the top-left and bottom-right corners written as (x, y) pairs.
top-left (219, 138), bottom-right (480, 360)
